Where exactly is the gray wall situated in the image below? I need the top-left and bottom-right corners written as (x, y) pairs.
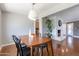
top-left (74, 22), bottom-right (79, 36)
top-left (1, 12), bottom-right (34, 45)
top-left (42, 18), bottom-right (48, 37)
top-left (47, 4), bottom-right (79, 23)
top-left (0, 10), bottom-right (2, 45)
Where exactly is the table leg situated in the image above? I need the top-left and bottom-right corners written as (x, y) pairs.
top-left (31, 47), bottom-right (33, 56)
top-left (50, 41), bottom-right (54, 56)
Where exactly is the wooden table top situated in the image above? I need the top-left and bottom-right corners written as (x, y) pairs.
top-left (20, 35), bottom-right (52, 47)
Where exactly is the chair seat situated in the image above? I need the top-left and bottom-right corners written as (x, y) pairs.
top-left (21, 43), bottom-right (30, 56)
top-left (21, 43), bottom-right (28, 47)
top-left (21, 48), bottom-right (30, 56)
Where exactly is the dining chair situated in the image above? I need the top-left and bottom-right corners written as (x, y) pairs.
top-left (31, 33), bottom-right (49, 56)
top-left (38, 33), bottom-right (49, 56)
top-left (38, 33), bottom-right (54, 56)
top-left (31, 43), bottom-right (49, 56)
top-left (30, 33), bottom-right (47, 56)
top-left (38, 43), bottom-right (49, 56)
top-left (12, 35), bottom-right (30, 56)
top-left (38, 39), bottom-right (54, 56)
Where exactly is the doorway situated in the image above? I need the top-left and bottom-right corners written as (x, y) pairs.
top-left (66, 23), bottom-right (74, 36)
top-left (35, 20), bottom-right (39, 35)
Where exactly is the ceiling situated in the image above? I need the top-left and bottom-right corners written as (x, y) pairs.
top-left (0, 3), bottom-right (78, 17)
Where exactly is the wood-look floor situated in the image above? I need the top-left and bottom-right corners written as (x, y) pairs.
top-left (0, 36), bottom-right (79, 56)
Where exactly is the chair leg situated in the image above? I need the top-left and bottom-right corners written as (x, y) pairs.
top-left (36, 47), bottom-right (39, 56)
top-left (17, 52), bottom-right (19, 56)
top-left (41, 47), bottom-right (43, 56)
top-left (39, 48), bottom-right (41, 56)
top-left (38, 48), bottom-right (43, 56)
top-left (33, 47), bottom-right (40, 56)
top-left (51, 44), bottom-right (54, 56)
top-left (17, 50), bottom-right (20, 56)
top-left (46, 47), bottom-right (49, 56)
top-left (20, 51), bottom-right (23, 56)
top-left (32, 48), bottom-right (34, 56)
top-left (34, 47), bottom-right (39, 56)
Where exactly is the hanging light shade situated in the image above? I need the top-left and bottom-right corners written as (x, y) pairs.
top-left (28, 3), bottom-right (37, 21)
top-left (28, 9), bottom-right (37, 21)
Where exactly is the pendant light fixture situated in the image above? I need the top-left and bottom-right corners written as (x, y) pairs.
top-left (28, 3), bottom-right (37, 21)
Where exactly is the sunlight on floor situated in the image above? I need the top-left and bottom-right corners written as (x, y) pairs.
top-left (67, 36), bottom-right (73, 48)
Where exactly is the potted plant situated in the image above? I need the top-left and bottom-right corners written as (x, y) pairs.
top-left (45, 17), bottom-right (53, 38)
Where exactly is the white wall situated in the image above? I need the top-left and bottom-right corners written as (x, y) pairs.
top-left (39, 17), bottom-right (43, 37)
top-left (1, 12), bottom-right (34, 45)
top-left (49, 17), bottom-right (66, 41)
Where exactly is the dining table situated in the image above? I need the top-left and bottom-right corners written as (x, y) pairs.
top-left (20, 35), bottom-right (53, 56)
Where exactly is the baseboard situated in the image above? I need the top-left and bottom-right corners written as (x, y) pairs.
top-left (73, 35), bottom-right (79, 38)
top-left (0, 42), bottom-right (15, 48)
top-left (53, 37), bottom-right (65, 41)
